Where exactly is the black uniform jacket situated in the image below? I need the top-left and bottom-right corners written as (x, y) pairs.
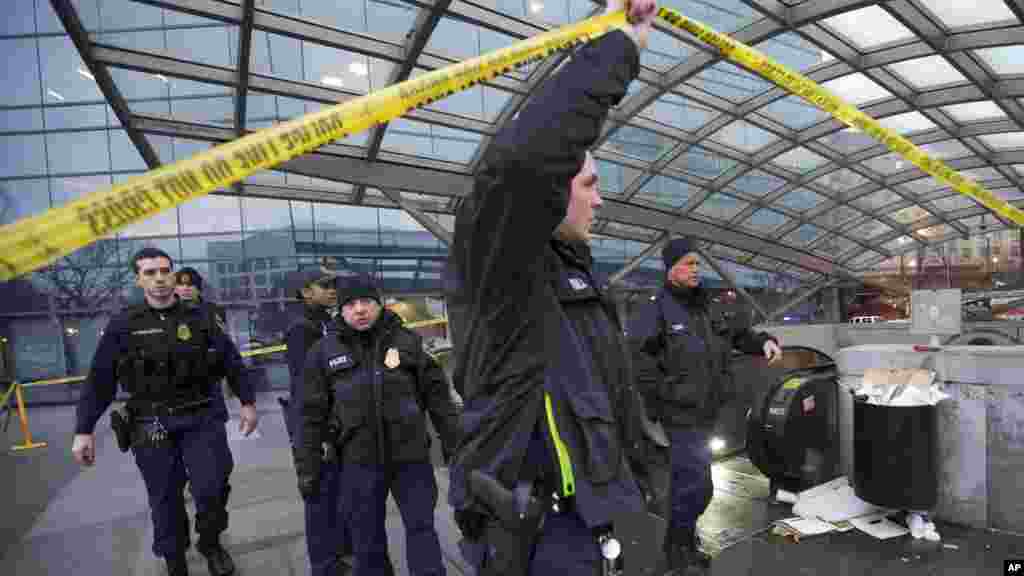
top-left (75, 298), bottom-right (252, 435)
top-left (445, 29), bottom-right (650, 529)
top-left (284, 306), bottom-right (333, 439)
top-left (293, 309), bottom-right (460, 480)
top-left (628, 284), bottom-right (776, 428)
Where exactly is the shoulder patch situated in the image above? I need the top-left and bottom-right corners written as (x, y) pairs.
top-left (327, 354), bottom-right (353, 370)
top-left (568, 277), bottom-right (589, 291)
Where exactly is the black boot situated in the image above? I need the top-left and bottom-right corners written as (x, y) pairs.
top-left (165, 553), bottom-right (189, 576)
top-left (663, 528), bottom-right (709, 576)
top-left (687, 528), bottom-right (711, 573)
top-left (198, 542), bottom-right (235, 576)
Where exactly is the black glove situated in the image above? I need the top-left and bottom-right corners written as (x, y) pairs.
top-left (453, 508), bottom-right (487, 542)
top-left (297, 474), bottom-right (319, 500)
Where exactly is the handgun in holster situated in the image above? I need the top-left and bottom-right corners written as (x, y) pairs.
top-left (110, 407), bottom-right (134, 453)
top-left (468, 470), bottom-right (547, 576)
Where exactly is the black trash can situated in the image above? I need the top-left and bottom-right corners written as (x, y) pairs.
top-left (852, 394), bottom-right (938, 510)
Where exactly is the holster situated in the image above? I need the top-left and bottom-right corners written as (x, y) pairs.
top-left (110, 408), bottom-right (134, 452)
top-left (468, 470), bottom-right (547, 576)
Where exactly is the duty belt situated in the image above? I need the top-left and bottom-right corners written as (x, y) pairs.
top-left (131, 397), bottom-right (212, 418)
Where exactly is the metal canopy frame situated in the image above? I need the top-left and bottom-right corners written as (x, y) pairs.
top-left (49, 0), bottom-right (1024, 287)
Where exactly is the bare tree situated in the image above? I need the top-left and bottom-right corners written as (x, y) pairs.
top-left (37, 239), bottom-right (136, 310)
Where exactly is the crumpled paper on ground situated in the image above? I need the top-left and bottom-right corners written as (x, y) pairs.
top-left (852, 368), bottom-right (950, 406)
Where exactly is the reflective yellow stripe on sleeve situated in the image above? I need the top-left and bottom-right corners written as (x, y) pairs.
top-left (544, 391), bottom-right (575, 497)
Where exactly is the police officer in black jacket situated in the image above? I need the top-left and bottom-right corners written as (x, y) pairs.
top-left (281, 268), bottom-right (364, 576)
top-left (72, 247), bottom-right (259, 576)
top-left (174, 266), bottom-right (227, 325)
top-left (294, 274), bottom-right (459, 576)
top-left (628, 238), bottom-right (782, 575)
top-left (444, 1), bottom-right (660, 574)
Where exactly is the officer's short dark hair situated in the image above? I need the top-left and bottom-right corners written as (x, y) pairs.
top-left (175, 266), bottom-right (204, 292)
top-left (131, 247), bottom-right (174, 275)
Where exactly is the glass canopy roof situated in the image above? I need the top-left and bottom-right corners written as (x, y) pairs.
top-left (54, 0), bottom-right (1024, 283)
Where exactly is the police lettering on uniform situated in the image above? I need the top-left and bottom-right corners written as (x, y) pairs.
top-left (281, 269), bottom-right (365, 576)
top-left (628, 238), bottom-right (782, 575)
top-left (294, 274), bottom-right (459, 576)
top-left (72, 247), bottom-right (259, 576)
top-left (443, 2), bottom-right (661, 574)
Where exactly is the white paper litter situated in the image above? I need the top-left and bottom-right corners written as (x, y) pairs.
top-left (851, 368), bottom-right (950, 406)
top-left (850, 513), bottom-right (910, 539)
top-left (775, 516), bottom-right (836, 536)
top-left (792, 476), bottom-right (889, 523)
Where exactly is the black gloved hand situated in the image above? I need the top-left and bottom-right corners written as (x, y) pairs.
top-left (453, 508), bottom-right (487, 541)
top-left (297, 474), bottom-right (319, 500)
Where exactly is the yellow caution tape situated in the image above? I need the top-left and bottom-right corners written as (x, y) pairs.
top-left (0, 12), bottom-right (630, 282)
top-left (5, 6), bottom-right (1016, 285)
top-left (656, 6), bottom-right (1024, 227)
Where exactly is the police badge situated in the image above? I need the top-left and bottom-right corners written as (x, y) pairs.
top-left (384, 347), bottom-right (400, 369)
top-left (177, 323), bottom-right (192, 341)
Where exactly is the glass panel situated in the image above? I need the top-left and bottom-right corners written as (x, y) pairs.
top-left (596, 160), bottom-right (632, 195)
top-left (901, 176), bottom-right (946, 195)
top-left (978, 132), bottom-right (1024, 150)
top-left (670, 146), bottom-right (738, 179)
top-left (994, 186), bottom-right (1024, 201)
top-left (772, 146), bottom-right (828, 173)
top-left (942, 101), bottom-right (1006, 122)
top-left (753, 32), bottom-right (830, 73)
top-left (814, 204), bottom-right (860, 228)
top-left (862, 152), bottom-right (910, 175)
top-left (0, 179), bottom-right (49, 227)
top-left (183, 233), bottom-right (244, 262)
top-left (846, 218), bottom-right (892, 240)
top-left (887, 55), bottom-right (967, 89)
top-left (692, 193), bottom-right (747, 221)
top-left (814, 168), bottom-right (869, 192)
top-left (931, 194), bottom-right (977, 212)
top-left (482, 87), bottom-right (511, 123)
top-left (664, 0), bottom-right (759, 32)
top-left (109, 68), bottom-right (170, 101)
top-left (891, 205), bottom-right (929, 224)
top-left (638, 94), bottom-right (717, 131)
top-left (603, 125), bottom-right (675, 162)
top-left (1, 0), bottom-right (38, 35)
top-left (109, 130), bottom-right (150, 171)
top-left (242, 197), bottom-right (301, 233)
top-left (6, 317), bottom-right (66, 382)
top-left (847, 250), bottom-right (884, 269)
top-left (309, 46), bottom-right (396, 95)
top-left (917, 139), bottom-right (971, 160)
top-left (117, 204), bottom-right (179, 239)
top-left (249, 31), bottom-right (303, 83)
top-left (632, 175), bottom-right (692, 209)
top-left (44, 104), bottom-right (109, 130)
top-left (180, 195), bottom-right (241, 234)
top-left (820, 74), bottom-right (891, 106)
top-left (39, 36), bottom-right (104, 105)
top-left (3, 39), bottom-right (42, 107)
top-left (777, 188), bottom-right (826, 212)
top-left (47, 131), bottom-right (112, 174)
top-left (853, 189), bottom-right (902, 211)
top-left (51, 175), bottom-right (112, 209)
top-left (0, 108), bottom-right (44, 133)
top-left (728, 169), bottom-right (786, 197)
top-left (882, 235), bottom-right (915, 252)
top-left (975, 46), bottom-right (1024, 75)
top-left (603, 221), bottom-right (655, 240)
top-left (709, 120), bottom-right (778, 153)
top-left (743, 208), bottom-right (788, 232)
top-left (170, 96), bottom-right (234, 127)
top-left (381, 119), bottom-right (481, 164)
top-left (0, 134), bottom-right (47, 177)
top-left (164, 24), bottom-right (238, 68)
top-left (879, 112), bottom-right (936, 135)
top-left (918, 0), bottom-right (1016, 28)
top-left (814, 234), bottom-right (857, 257)
top-left (821, 6), bottom-right (915, 50)
top-left (782, 222), bottom-right (823, 243)
top-left (954, 167), bottom-right (1002, 183)
top-left (643, 29), bottom-right (693, 71)
top-left (817, 128), bottom-right (878, 154)
top-left (758, 95), bottom-right (830, 129)
top-left (689, 61), bottom-right (771, 102)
